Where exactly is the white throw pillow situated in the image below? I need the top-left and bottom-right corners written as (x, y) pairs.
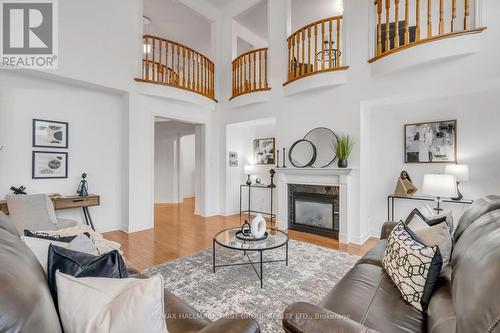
top-left (22, 236), bottom-right (68, 273)
top-left (22, 234), bottom-right (100, 273)
top-left (56, 272), bottom-right (169, 333)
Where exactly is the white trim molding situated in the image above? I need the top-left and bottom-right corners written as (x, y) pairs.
top-left (275, 168), bottom-right (355, 244)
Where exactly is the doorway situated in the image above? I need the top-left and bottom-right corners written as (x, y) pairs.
top-left (153, 117), bottom-right (199, 222)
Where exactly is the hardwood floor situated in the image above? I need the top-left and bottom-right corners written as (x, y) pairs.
top-left (104, 197), bottom-right (379, 271)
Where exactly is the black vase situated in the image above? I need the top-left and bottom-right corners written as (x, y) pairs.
top-left (338, 159), bottom-right (348, 168)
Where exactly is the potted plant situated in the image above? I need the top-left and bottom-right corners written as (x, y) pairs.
top-left (332, 134), bottom-right (355, 168)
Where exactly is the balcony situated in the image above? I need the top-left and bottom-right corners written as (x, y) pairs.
top-left (369, 0), bottom-right (486, 65)
top-left (135, 35), bottom-right (217, 102)
top-left (283, 16), bottom-right (349, 95)
top-left (230, 48), bottom-right (271, 102)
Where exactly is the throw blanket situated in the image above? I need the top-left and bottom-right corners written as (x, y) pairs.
top-left (39, 225), bottom-right (122, 255)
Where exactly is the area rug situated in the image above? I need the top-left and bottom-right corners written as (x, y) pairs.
top-left (143, 240), bottom-right (360, 333)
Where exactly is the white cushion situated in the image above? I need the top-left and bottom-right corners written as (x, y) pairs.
top-left (22, 236), bottom-right (68, 273)
top-left (56, 272), bottom-right (168, 333)
top-left (22, 234), bottom-right (99, 273)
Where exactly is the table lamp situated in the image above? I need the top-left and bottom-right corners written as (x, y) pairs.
top-left (445, 164), bottom-right (469, 200)
top-left (421, 174), bottom-right (458, 213)
top-left (244, 165), bottom-right (254, 186)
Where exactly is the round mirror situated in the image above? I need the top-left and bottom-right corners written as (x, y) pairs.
top-left (304, 127), bottom-right (337, 168)
top-left (288, 140), bottom-right (317, 168)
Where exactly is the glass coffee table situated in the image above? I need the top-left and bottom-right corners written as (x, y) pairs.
top-left (213, 227), bottom-right (289, 288)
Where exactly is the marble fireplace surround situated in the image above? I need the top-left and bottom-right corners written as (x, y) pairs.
top-left (275, 168), bottom-right (355, 244)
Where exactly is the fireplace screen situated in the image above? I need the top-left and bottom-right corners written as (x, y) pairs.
top-left (288, 184), bottom-right (339, 239)
top-left (295, 200), bottom-right (333, 229)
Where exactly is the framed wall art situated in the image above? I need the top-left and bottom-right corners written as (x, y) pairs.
top-left (404, 120), bottom-right (457, 163)
top-left (33, 119), bottom-right (68, 149)
top-left (253, 138), bottom-right (275, 165)
top-left (32, 151), bottom-right (68, 179)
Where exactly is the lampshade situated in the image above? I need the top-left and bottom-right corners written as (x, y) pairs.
top-left (422, 174), bottom-right (458, 198)
top-left (244, 164), bottom-right (254, 174)
top-left (445, 164), bottom-right (469, 182)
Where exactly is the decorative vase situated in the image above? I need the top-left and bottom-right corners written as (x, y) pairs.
top-left (250, 214), bottom-right (266, 238)
top-left (338, 159), bottom-right (348, 168)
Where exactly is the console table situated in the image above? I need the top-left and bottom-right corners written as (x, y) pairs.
top-left (0, 194), bottom-right (100, 230)
top-left (239, 184), bottom-right (276, 225)
top-left (387, 194), bottom-right (473, 221)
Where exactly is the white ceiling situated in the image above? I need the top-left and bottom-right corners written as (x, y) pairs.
top-left (143, 0), bottom-right (213, 58)
top-left (234, 0), bottom-right (268, 40)
top-left (203, 0), bottom-right (234, 10)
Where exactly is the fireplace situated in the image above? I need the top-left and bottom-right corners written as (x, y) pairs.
top-left (288, 184), bottom-right (340, 239)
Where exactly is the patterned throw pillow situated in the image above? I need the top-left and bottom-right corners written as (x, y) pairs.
top-left (382, 222), bottom-right (443, 311)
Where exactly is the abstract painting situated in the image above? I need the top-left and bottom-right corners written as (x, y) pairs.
top-left (33, 119), bottom-right (68, 148)
top-left (405, 120), bottom-right (456, 163)
top-left (253, 138), bottom-right (275, 165)
top-left (32, 151), bottom-right (68, 179)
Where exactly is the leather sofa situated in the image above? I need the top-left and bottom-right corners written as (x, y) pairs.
top-left (283, 196), bottom-right (500, 333)
top-left (0, 211), bottom-right (259, 333)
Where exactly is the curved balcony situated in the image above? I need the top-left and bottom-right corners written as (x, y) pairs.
top-left (230, 48), bottom-right (271, 101)
top-left (283, 16), bottom-right (349, 87)
top-left (369, 0), bottom-right (486, 63)
top-left (135, 35), bottom-right (216, 101)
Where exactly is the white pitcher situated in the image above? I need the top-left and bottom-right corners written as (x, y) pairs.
top-left (250, 214), bottom-right (266, 238)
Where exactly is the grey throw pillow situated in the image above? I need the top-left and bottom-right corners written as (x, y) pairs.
top-left (408, 220), bottom-right (452, 268)
top-left (66, 234), bottom-right (99, 256)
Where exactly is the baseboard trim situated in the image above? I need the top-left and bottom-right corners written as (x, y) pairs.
top-left (95, 224), bottom-right (122, 233)
top-left (348, 230), bottom-right (379, 245)
top-left (121, 223), bottom-right (153, 233)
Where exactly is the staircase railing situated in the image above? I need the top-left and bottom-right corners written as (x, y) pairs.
top-left (136, 35), bottom-right (216, 101)
top-left (370, 0), bottom-right (486, 62)
top-left (230, 48), bottom-right (270, 100)
top-left (284, 16), bottom-right (348, 86)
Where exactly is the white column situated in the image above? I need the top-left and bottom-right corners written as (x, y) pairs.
top-left (268, 0), bottom-right (290, 90)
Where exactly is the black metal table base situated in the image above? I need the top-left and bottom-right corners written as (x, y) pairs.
top-left (212, 240), bottom-right (289, 288)
top-left (82, 207), bottom-right (96, 230)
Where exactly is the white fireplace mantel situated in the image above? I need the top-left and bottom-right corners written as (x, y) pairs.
top-left (275, 168), bottom-right (356, 244)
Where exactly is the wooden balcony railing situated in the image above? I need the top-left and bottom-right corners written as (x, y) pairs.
top-left (370, 0), bottom-right (486, 62)
top-left (135, 35), bottom-right (216, 101)
top-left (230, 48), bottom-right (270, 100)
top-left (284, 16), bottom-right (348, 86)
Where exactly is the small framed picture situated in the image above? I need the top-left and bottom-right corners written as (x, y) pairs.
top-left (404, 120), bottom-right (457, 163)
top-left (229, 151), bottom-right (238, 159)
top-left (32, 151), bottom-right (68, 179)
top-left (33, 119), bottom-right (69, 148)
top-left (254, 138), bottom-right (275, 165)
top-left (229, 159), bottom-right (238, 167)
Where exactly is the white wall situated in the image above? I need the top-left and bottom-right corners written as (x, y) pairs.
top-left (366, 88), bottom-right (500, 234)
top-left (181, 134), bottom-right (196, 198)
top-left (291, 0), bottom-right (343, 32)
top-left (0, 72), bottom-right (127, 233)
top-left (225, 118), bottom-right (276, 215)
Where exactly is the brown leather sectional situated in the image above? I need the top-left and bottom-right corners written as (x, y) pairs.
top-left (283, 195), bottom-right (500, 333)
